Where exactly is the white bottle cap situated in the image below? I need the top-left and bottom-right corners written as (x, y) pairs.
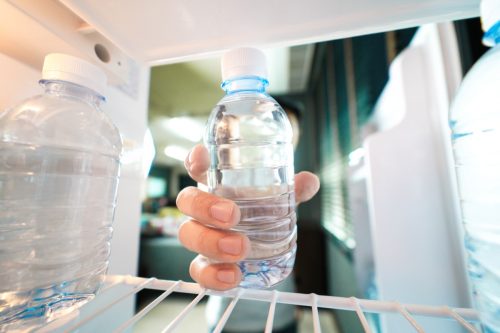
top-left (481, 0), bottom-right (500, 32)
top-left (42, 53), bottom-right (107, 97)
top-left (221, 47), bottom-right (268, 82)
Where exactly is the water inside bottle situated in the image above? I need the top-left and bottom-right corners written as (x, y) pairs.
top-left (452, 126), bottom-right (500, 332)
top-left (0, 142), bottom-right (118, 330)
top-left (209, 164), bottom-right (296, 288)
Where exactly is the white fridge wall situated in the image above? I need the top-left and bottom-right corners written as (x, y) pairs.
top-left (103, 70), bottom-right (150, 276)
top-left (364, 23), bottom-right (471, 333)
top-left (0, 53), bottom-right (42, 108)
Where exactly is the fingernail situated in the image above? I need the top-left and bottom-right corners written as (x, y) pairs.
top-left (210, 201), bottom-right (234, 223)
top-left (217, 270), bottom-right (236, 283)
top-left (218, 235), bottom-right (242, 255)
top-left (188, 150), bottom-right (194, 164)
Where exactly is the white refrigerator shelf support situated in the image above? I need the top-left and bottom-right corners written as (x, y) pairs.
top-left (41, 275), bottom-right (480, 333)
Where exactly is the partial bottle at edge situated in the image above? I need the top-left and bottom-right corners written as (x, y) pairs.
top-left (0, 54), bottom-right (122, 331)
top-left (204, 47), bottom-right (296, 288)
top-left (450, 0), bottom-right (500, 331)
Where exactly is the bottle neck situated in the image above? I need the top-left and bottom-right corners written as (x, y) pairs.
top-left (221, 76), bottom-right (269, 95)
top-left (483, 20), bottom-right (500, 47)
top-left (40, 80), bottom-right (105, 107)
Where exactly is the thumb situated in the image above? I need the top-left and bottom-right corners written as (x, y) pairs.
top-left (184, 144), bottom-right (210, 185)
top-left (295, 171), bottom-right (320, 204)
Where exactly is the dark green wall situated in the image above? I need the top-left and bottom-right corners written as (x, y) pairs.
top-left (148, 165), bottom-right (171, 198)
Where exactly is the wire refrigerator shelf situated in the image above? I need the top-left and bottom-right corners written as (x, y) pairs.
top-left (38, 275), bottom-right (480, 333)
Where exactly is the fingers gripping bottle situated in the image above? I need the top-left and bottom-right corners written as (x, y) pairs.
top-left (450, 0), bottom-right (500, 331)
top-left (0, 54), bottom-right (122, 330)
top-left (204, 47), bottom-right (296, 288)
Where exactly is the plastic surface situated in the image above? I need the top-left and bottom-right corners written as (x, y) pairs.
top-left (42, 53), bottom-right (107, 98)
top-left (481, 0), bottom-right (500, 32)
top-left (450, 32), bottom-right (500, 333)
top-left (221, 47), bottom-right (268, 82)
top-left (0, 56), bottom-right (122, 331)
top-left (204, 50), bottom-right (296, 288)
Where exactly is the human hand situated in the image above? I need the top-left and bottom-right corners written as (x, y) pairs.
top-left (176, 144), bottom-right (320, 290)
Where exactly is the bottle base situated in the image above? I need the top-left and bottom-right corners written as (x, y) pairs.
top-left (238, 245), bottom-right (296, 289)
top-left (2, 295), bottom-right (92, 332)
top-left (0, 279), bottom-right (100, 332)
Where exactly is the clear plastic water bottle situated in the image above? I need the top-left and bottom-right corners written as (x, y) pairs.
top-left (0, 54), bottom-right (122, 330)
top-left (204, 47), bottom-right (296, 288)
top-left (450, 1), bottom-right (500, 331)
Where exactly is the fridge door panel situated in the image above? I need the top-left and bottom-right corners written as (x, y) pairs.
top-left (364, 23), bottom-right (471, 333)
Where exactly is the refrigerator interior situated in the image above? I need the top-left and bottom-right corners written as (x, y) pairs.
top-left (0, 0), bottom-right (486, 332)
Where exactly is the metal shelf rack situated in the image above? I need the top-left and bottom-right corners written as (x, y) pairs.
top-left (39, 275), bottom-right (480, 333)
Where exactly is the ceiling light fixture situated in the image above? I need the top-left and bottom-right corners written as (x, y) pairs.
top-left (163, 117), bottom-right (204, 142)
top-left (164, 145), bottom-right (189, 161)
